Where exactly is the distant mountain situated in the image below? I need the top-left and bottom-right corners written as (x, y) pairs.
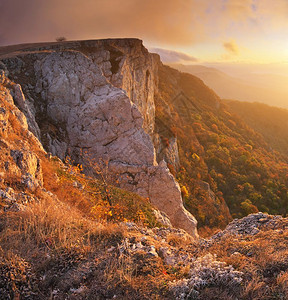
top-left (170, 63), bottom-right (288, 109)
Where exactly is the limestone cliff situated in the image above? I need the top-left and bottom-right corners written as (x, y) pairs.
top-left (0, 39), bottom-right (198, 238)
top-left (0, 70), bottom-right (45, 209)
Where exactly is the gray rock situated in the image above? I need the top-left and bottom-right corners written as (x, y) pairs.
top-left (153, 209), bottom-right (172, 227)
top-left (10, 149), bottom-right (43, 188)
top-left (12, 83), bottom-right (41, 139)
top-left (147, 245), bottom-right (158, 257)
top-left (211, 212), bottom-right (280, 241)
top-left (1, 40), bottom-right (198, 238)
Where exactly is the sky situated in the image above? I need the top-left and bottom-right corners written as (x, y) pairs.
top-left (1, 0), bottom-right (288, 64)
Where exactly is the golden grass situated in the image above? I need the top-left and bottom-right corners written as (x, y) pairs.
top-left (0, 189), bottom-right (125, 256)
top-left (166, 232), bottom-right (193, 247)
top-left (276, 271), bottom-right (288, 296)
top-left (194, 229), bottom-right (288, 299)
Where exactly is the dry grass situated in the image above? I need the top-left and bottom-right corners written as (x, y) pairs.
top-left (198, 225), bottom-right (222, 238)
top-left (194, 229), bottom-right (288, 299)
top-left (4, 79), bottom-right (288, 298)
top-left (99, 251), bottom-right (174, 300)
top-left (166, 232), bottom-right (193, 247)
top-left (41, 156), bottom-right (96, 214)
top-left (0, 190), bottom-right (126, 254)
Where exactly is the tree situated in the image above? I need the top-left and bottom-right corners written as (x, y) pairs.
top-left (240, 199), bottom-right (258, 215)
top-left (55, 36), bottom-right (67, 42)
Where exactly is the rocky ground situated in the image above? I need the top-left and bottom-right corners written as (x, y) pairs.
top-left (2, 189), bottom-right (288, 300)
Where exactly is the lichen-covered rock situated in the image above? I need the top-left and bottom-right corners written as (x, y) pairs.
top-left (33, 50), bottom-right (155, 166)
top-left (170, 253), bottom-right (243, 300)
top-left (211, 212), bottom-right (283, 241)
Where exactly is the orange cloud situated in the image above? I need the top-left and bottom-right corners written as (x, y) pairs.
top-left (1, 0), bottom-right (288, 59)
top-left (223, 40), bottom-right (239, 55)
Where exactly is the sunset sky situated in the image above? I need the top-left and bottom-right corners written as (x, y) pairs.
top-left (1, 0), bottom-right (288, 64)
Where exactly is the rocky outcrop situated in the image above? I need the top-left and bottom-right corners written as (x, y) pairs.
top-left (154, 135), bottom-right (180, 170)
top-left (33, 50), bottom-right (154, 165)
top-left (1, 39), bottom-right (158, 136)
top-left (211, 212), bottom-right (284, 240)
top-left (87, 39), bottom-right (158, 136)
top-left (0, 72), bottom-right (44, 194)
top-left (11, 83), bottom-right (41, 139)
top-left (0, 39), bottom-right (198, 238)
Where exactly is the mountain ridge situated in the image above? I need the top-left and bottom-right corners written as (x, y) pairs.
top-left (170, 63), bottom-right (288, 109)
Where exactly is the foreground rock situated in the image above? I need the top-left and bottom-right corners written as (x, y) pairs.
top-left (211, 212), bottom-right (285, 240)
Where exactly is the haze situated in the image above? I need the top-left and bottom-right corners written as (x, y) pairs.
top-left (1, 0), bottom-right (288, 107)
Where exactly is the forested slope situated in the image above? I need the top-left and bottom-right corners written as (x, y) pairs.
top-left (156, 65), bottom-right (288, 227)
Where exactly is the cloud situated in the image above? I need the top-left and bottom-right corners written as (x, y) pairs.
top-left (222, 0), bottom-right (255, 21)
top-left (223, 40), bottom-right (239, 55)
top-left (150, 48), bottom-right (198, 63)
top-left (0, 0), bottom-right (207, 46)
top-left (1, 0), bottom-right (288, 58)
top-left (256, 0), bottom-right (288, 29)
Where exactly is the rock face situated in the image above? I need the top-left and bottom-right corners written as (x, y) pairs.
top-left (0, 72), bottom-right (44, 195)
top-left (34, 50), bottom-right (154, 165)
top-left (91, 39), bottom-right (158, 136)
top-left (0, 39), bottom-right (198, 238)
top-left (154, 135), bottom-right (180, 170)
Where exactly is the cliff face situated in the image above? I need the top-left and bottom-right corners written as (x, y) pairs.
top-left (0, 39), bottom-right (198, 237)
top-left (0, 70), bottom-right (46, 210)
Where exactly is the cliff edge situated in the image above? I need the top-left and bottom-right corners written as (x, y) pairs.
top-left (0, 39), bottom-right (198, 238)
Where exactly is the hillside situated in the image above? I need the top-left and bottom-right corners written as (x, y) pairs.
top-left (2, 71), bottom-right (288, 299)
top-left (0, 70), bottom-right (175, 298)
top-left (225, 99), bottom-right (288, 158)
top-left (0, 39), bottom-right (198, 237)
top-left (2, 39), bottom-right (288, 229)
top-left (155, 64), bottom-right (288, 224)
